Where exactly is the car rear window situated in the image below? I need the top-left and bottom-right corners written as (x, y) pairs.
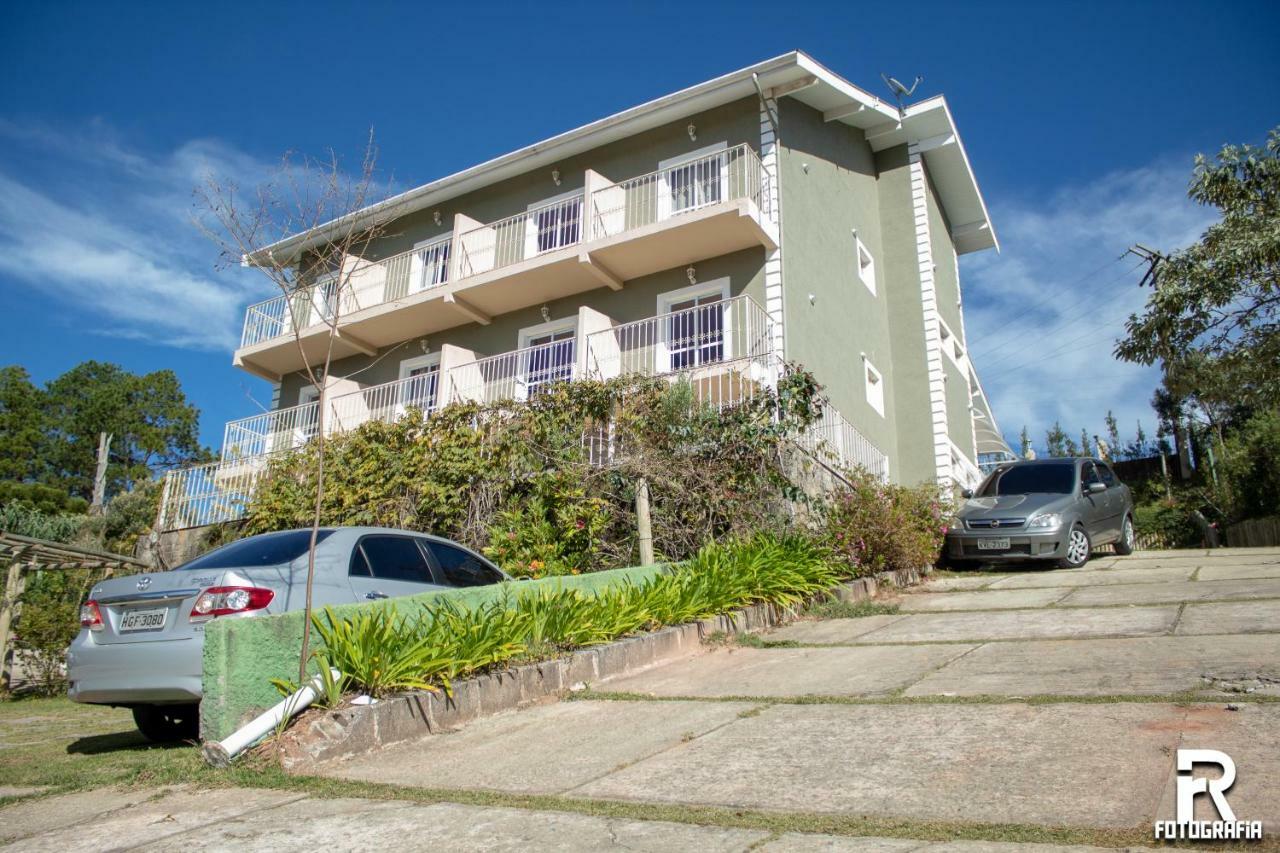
top-left (980, 465), bottom-right (1075, 496)
top-left (177, 530), bottom-right (336, 570)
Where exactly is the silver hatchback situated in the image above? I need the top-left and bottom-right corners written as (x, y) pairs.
top-left (944, 458), bottom-right (1136, 569)
top-left (68, 527), bottom-right (510, 741)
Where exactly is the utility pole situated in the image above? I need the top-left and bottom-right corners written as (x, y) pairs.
top-left (635, 478), bottom-right (654, 566)
top-left (90, 432), bottom-right (112, 515)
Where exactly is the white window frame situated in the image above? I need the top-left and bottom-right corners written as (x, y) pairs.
top-left (853, 232), bottom-right (876, 295)
top-left (517, 316), bottom-right (578, 400)
top-left (523, 188), bottom-right (584, 260)
top-left (292, 384), bottom-right (321, 447)
top-left (863, 357), bottom-right (885, 418)
top-left (656, 278), bottom-right (732, 374)
top-left (396, 353), bottom-right (442, 416)
top-left (408, 234), bottom-right (452, 294)
top-left (658, 141), bottom-right (728, 221)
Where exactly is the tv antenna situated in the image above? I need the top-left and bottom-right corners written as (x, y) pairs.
top-left (880, 73), bottom-right (923, 115)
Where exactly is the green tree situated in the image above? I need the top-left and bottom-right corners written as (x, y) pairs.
top-left (1018, 425), bottom-right (1032, 459)
top-left (42, 361), bottom-right (206, 500)
top-left (1116, 128), bottom-right (1280, 411)
top-left (1105, 410), bottom-right (1121, 460)
top-left (0, 366), bottom-right (48, 482)
top-left (1080, 429), bottom-right (1092, 458)
top-left (1045, 421), bottom-right (1068, 457)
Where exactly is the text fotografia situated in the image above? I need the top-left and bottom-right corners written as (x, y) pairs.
top-left (1153, 749), bottom-right (1263, 842)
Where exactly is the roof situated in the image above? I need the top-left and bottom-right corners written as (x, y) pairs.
top-left (255, 50), bottom-right (997, 264)
top-left (0, 532), bottom-right (148, 572)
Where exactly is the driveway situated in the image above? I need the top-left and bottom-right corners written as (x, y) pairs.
top-left (3, 547), bottom-right (1278, 850)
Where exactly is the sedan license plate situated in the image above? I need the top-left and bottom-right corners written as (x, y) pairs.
top-left (119, 607), bottom-right (168, 633)
top-left (977, 537), bottom-right (1011, 551)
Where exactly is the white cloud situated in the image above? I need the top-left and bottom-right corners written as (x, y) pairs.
top-left (0, 121), bottom-right (273, 351)
top-left (961, 157), bottom-right (1217, 453)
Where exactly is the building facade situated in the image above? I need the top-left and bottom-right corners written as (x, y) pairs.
top-left (159, 52), bottom-right (1012, 531)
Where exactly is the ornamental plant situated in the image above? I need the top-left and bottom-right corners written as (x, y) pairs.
top-left (821, 468), bottom-right (947, 578)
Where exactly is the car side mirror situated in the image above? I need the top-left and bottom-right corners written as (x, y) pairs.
top-left (960, 488), bottom-right (974, 499)
top-left (1087, 481), bottom-right (1106, 494)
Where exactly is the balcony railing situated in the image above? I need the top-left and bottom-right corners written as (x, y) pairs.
top-left (238, 144), bottom-right (769, 350)
top-left (239, 235), bottom-right (453, 348)
top-left (449, 337), bottom-right (577, 405)
top-left (795, 408), bottom-right (890, 482)
top-left (589, 143), bottom-right (768, 240)
top-left (583, 294), bottom-right (774, 381)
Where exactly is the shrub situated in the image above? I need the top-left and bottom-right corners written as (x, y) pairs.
top-left (309, 534), bottom-right (845, 698)
top-left (821, 468), bottom-right (947, 577)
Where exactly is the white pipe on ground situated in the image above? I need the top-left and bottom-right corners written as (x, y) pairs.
top-left (202, 668), bottom-right (341, 767)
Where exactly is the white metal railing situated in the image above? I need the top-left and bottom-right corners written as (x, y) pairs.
top-left (455, 192), bottom-right (584, 279)
top-left (239, 144), bottom-right (770, 350)
top-left (448, 337), bottom-right (577, 404)
top-left (589, 143), bottom-right (767, 240)
top-left (238, 235), bottom-right (453, 348)
top-left (796, 407), bottom-right (890, 482)
top-left (158, 458), bottom-right (267, 530)
top-left (583, 294), bottom-right (773, 382)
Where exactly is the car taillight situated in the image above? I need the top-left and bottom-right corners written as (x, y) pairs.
top-left (80, 600), bottom-right (103, 630)
top-left (190, 586), bottom-right (274, 620)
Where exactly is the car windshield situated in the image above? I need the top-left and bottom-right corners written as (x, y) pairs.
top-left (176, 530), bottom-right (336, 571)
top-left (979, 465), bottom-right (1075, 496)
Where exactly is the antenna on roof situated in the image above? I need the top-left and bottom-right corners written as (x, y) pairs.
top-left (880, 73), bottom-right (923, 116)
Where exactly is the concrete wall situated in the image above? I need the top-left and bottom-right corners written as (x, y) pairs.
top-left (279, 247), bottom-right (766, 405)
top-left (925, 169), bottom-right (964, 341)
top-left (944, 357), bottom-right (975, 463)
top-left (775, 100), bottom-right (899, 471)
top-left (200, 564), bottom-right (666, 742)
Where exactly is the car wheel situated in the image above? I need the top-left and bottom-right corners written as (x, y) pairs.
top-left (1058, 525), bottom-right (1092, 569)
top-left (132, 704), bottom-right (199, 743)
top-left (1113, 515), bottom-right (1136, 556)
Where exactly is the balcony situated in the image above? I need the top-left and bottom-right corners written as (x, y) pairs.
top-left (161, 295), bottom-right (888, 531)
top-left (233, 143), bottom-right (777, 380)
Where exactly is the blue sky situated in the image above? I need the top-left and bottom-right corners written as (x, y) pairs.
top-left (1, 0), bottom-right (1277, 455)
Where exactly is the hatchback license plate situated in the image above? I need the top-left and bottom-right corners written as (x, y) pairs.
top-left (977, 537), bottom-right (1011, 551)
top-left (120, 607), bottom-right (167, 632)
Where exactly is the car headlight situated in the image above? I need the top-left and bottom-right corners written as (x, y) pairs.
top-left (1027, 512), bottom-right (1062, 529)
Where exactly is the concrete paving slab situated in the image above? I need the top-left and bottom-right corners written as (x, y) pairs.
top-left (761, 836), bottom-right (1148, 852)
top-left (0, 787), bottom-right (170, 844)
top-left (139, 798), bottom-right (769, 852)
top-left (986, 566), bottom-right (1196, 590)
top-left (600, 645), bottom-right (976, 698)
top-left (768, 614), bottom-right (907, 644)
top-left (919, 576), bottom-right (1008, 592)
top-left (1058, 577), bottom-right (1280, 608)
top-left (572, 703), bottom-right (1182, 829)
top-left (1176, 599), bottom-right (1280, 635)
top-left (0, 786), bottom-right (47, 799)
top-left (1196, 561), bottom-right (1280, 582)
top-left (317, 698), bottom-right (753, 794)
top-left (897, 588), bottom-right (1070, 612)
top-left (1152, 704), bottom-right (1280, 834)
top-left (849, 606), bottom-right (1179, 645)
top-left (904, 634), bottom-right (1280, 697)
top-left (0, 787), bottom-right (304, 851)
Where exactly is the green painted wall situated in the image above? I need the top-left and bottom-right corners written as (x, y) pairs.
top-left (875, 146), bottom-right (935, 485)
top-left (200, 564), bottom-right (666, 741)
top-left (924, 168), bottom-right (964, 346)
top-left (944, 358), bottom-right (975, 463)
top-left (279, 248), bottom-right (766, 404)
top-left (775, 100), bottom-right (899, 470)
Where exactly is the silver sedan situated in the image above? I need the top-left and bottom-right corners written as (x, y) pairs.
top-left (68, 527), bottom-right (510, 741)
top-left (944, 458), bottom-right (1135, 570)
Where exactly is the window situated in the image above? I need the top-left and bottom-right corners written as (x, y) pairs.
top-left (978, 464), bottom-right (1076, 496)
top-left (658, 143), bottom-right (727, 219)
top-left (853, 234), bottom-right (875, 294)
top-left (426, 541), bottom-right (504, 588)
top-left (354, 536), bottom-right (434, 584)
top-left (1082, 462), bottom-right (1103, 489)
top-left (864, 358), bottom-right (885, 417)
top-left (178, 530), bottom-right (336, 571)
top-left (658, 280), bottom-right (730, 372)
top-left (525, 191), bottom-right (583, 257)
top-left (296, 385), bottom-right (321, 443)
top-left (410, 236), bottom-right (451, 292)
top-left (397, 354), bottom-right (440, 414)
top-left (1098, 463), bottom-right (1117, 487)
top-left (519, 320), bottom-right (576, 398)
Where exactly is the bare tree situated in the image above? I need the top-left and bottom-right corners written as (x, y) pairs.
top-left (196, 132), bottom-right (400, 682)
